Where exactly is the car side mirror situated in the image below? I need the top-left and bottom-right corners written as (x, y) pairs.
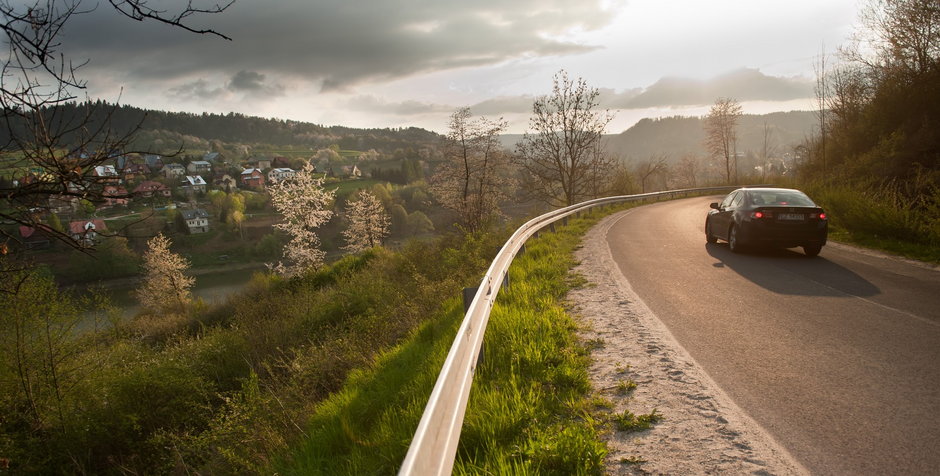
top-left (709, 202), bottom-right (720, 210)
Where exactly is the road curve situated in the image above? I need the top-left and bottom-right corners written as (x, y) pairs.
top-left (604, 196), bottom-right (940, 475)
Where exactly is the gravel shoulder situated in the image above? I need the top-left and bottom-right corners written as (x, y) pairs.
top-left (568, 210), bottom-right (808, 475)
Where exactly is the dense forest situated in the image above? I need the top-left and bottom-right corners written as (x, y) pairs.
top-left (0, 101), bottom-right (444, 155)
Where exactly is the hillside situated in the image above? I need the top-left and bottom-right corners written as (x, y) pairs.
top-left (499, 111), bottom-right (817, 164)
top-left (605, 110), bottom-right (817, 163)
top-left (0, 101), bottom-right (444, 156)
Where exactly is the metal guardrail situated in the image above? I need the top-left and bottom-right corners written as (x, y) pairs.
top-left (398, 186), bottom-right (739, 475)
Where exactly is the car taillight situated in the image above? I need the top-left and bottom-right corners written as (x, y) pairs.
top-left (750, 211), bottom-right (771, 219)
top-left (810, 213), bottom-right (828, 220)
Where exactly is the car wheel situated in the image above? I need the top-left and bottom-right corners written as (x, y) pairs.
top-left (705, 219), bottom-right (718, 244)
top-left (728, 225), bottom-right (743, 253)
top-left (803, 244), bottom-right (822, 257)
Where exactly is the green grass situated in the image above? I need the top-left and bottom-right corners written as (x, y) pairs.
top-left (774, 180), bottom-right (940, 264)
top-left (273, 298), bottom-right (466, 474)
top-left (326, 178), bottom-right (382, 199)
top-left (453, 213), bottom-right (611, 475)
top-left (614, 409), bottom-right (663, 433)
top-left (270, 201), bottom-right (672, 474)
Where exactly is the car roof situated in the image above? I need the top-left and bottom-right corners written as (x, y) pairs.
top-left (737, 187), bottom-right (805, 194)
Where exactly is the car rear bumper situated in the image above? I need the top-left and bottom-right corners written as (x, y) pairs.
top-left (738, 220), bottom-right (828, 248)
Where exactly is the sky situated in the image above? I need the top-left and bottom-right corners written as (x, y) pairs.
top-left (60, 0), bottom-right (861, 134)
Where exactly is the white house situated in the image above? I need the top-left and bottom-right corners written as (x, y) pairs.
top-left (182, 175), bottom-right (207, 194)
top-left (187, 160), bottom-right (212, 175)
top-left (180, 209), bottom-right (210, 234)
top-left (268, 167), bottom-right (296, 184)
top-left (163, 163), bottom-right (186, 178)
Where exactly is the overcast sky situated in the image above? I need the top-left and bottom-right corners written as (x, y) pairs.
top-left (61, 0), bottom-right (860, 134)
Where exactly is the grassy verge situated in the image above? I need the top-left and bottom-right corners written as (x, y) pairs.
top-left (276, 204), bottom-right (652, 474)
top-left (453, 210), bottom-right (611, 474)
top-left (770, 180), bottom-right (940, 264)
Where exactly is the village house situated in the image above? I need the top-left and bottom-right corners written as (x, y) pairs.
top-left (240, 168), bottom-right (265, 189)
top-left (213, 174), bottom-right (237, 192)
top-left (271, 156), bottom-right (291, 169)
top-left (18, 225), bottom-right (53, 250)
top-left (340, 164), bottom-right (362, 178)
top-left (122, 162), bottom-right (151, 181)
top-left (187, 160), bottom-right (212, 175)
top-left (267, 167), bottom-right (295, 184)
top-left (163, 163), bottom-right (186, 178)
top-left (47, 195), bottom-right (79, 214)
top-left (133, 180), bottom-right (171, 198)
top-left (248, 156), bottom-right (272, 170)
top-left (182, 175), bottom-right (207, 195)
top-left (101, 185), bottom-right (130, 207)
top-left (68, 219), bottom-right (107, 246)
top-left (179, 209), bottom-right (210, 234)
top-left (143, 154), bottom-right (164, 172)
top-left (93, 165), bottom-right (121, 184)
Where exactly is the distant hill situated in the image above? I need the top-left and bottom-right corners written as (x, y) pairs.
top-left (500, 110), bottom-right (818, 164)
top-left (605, 110), bottom-right (817, 163)
top-left (1, 101), bottom-right (444, 156)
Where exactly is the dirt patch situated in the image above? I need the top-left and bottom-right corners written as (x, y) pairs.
top-left (568, 210), bottom-right (807, 475)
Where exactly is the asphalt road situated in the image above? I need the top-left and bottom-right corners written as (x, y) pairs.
top-left (604, 196), bottom-right (940, 475)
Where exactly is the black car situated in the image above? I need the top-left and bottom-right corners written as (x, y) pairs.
top-left (705, 187), bottom-right (828, 257)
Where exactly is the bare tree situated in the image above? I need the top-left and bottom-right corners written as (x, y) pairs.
top-left (814, 48), bottom-right (829, 173)
top-left (634, 155), bottom-right (668, 193)
top-left (675, 154), bottom-right (701, 188)
top-left (268, 162), bottom-right (334, 277)
top-left (429, 107), bottom-right (512, 231)
top-left (606, 162), bottom-right (638, 195)
top-left (135, 233), bottom-right (194, 314)
top-left (342, 190), bottom-right (389, 252)
top-left (515, 70), bottom-right (615, 207)
top-left (0, 1), bottom-right (232, 255)
top-left (704, 97), bottom-right (743, 183)
top-left (847, 0), bottom-right (940, 75)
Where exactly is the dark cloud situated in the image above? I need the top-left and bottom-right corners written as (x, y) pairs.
top-left (228, 70), bottom-right (284, 97)
top-left (62, 0), bottom-right (615, 90)
top-left (168, 70), bottom-right (284, 100)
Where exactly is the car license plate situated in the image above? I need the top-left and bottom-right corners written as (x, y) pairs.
top-left (779, 213), bottom-right (805, 221)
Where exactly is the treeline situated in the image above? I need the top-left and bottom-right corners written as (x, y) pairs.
top-left (0, 101), bottom-right (442, 153)
top-left (796, 0), bottom-right (940, 250)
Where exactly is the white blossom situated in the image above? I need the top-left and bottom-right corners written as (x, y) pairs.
top-left (135, 233), bottom-right (195, 314)
top-left (267, 162), bottom-right (335, 277)
top-left (342, 190), bottom-right (390, 252)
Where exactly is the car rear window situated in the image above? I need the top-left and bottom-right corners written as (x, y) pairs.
top-left (751, 191), bottom-right (816, 206)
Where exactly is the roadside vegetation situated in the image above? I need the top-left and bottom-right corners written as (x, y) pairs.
top-left (787, 0), bottom-right (940, 263)
top-left (0, 230), bottom-right (505, 473)
top-left (277, 205), bottom-right (656, 474)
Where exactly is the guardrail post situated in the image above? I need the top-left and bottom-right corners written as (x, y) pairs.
top-left (549, 223), bottom-right (555, 233)
top-left (462, 287), bottom-right (478, 313)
